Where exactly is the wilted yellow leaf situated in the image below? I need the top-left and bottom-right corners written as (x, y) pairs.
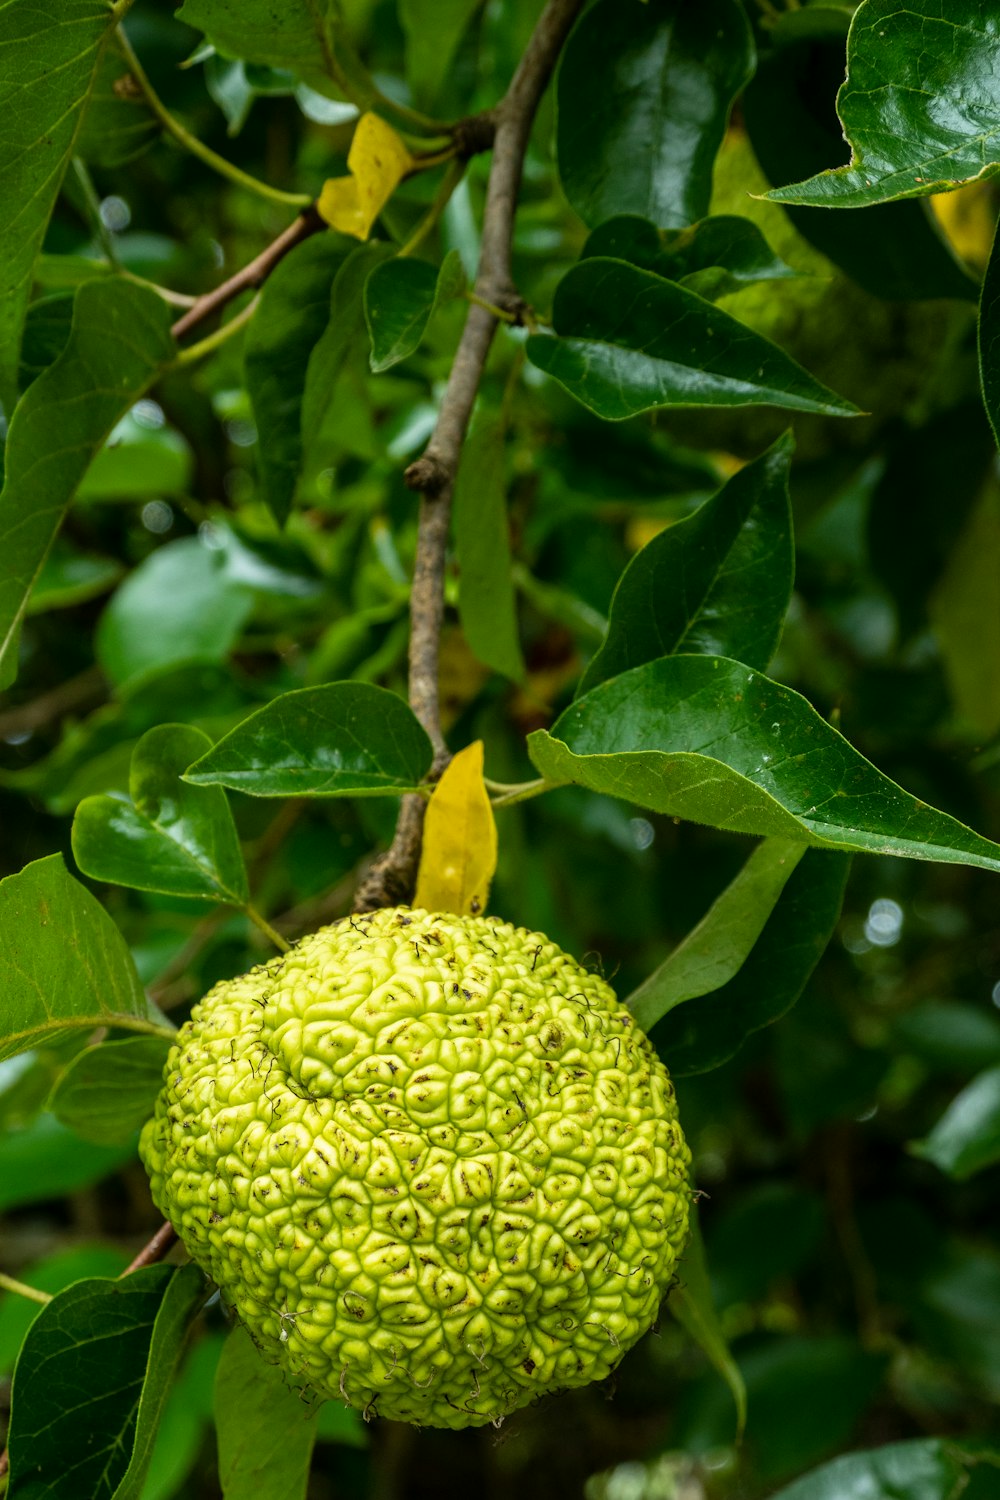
top-left (317, 112), bottom-right (413, 240)
top-left (414, 741), bottom-right (498, 917)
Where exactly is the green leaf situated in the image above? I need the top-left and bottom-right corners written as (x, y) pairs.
top-left (767, 1439), bottom-right (997, 1500)
top-left (399, 0), bottom-right (483, 106)
top-left (929, 486), bottom-right (1000, 739)
top-left (74, 724), bottom-right (249, 905)
top-left (364, 248), bottom-right (466, 372)
top-left (6, 1265), bottom-right (204, 1500)
top-left (912, 1066), bottom-right (1000, 1181)
top-left (0, 0), bottom-right (133, 405)
top-left (76, 33), bottom-right (160, 169)
top-left (980, 214), bottom-right (1000, 446)
top-left (18, 293), bottom-right (75, 389)
top-left (765, 0), bottom-right (1000, 209)
top-left (669, 1216), bottom-right (746, 1441)
top-left (96, 537), bottom-right (254, 694)
top-left (184, 683), bottom-right (434, 797)
top-left (528, 654), bottom-right (1000, 871)
top-left (27, 544), bottom-right (122, 615)
top-left (628, 839), bottom-right (805, 1033)
top-left (214, 1326), bottom-right (317, 1500)
top-left (556, 0), bottom-right (754, 230)
top-left (301, 242), bottom-right (394, 461)
top-left (454, 413), bottom-right (525, 682)
top-left (744, 22), bottom-right (978, 301)
top-left (0, 280), bottom-right (175, 690)
top-left (0, 854), bottom-right (172, 1065)
top-left (48, 1036), bottom-right (171, 1147)
top-left (177, 0), bottom-right (345, 93)
top-left (526, 259), bottom-right (859, 421)
top-left (0, 1246), bottom-right (130, 1375)
top-left (653, 849), bottom-right (851, 1075)
top-left (245, 235), bottom-right (348, 525)
top-left (583, 214), bottom-right (802, 302)
top-left (579, 433), bottom-right (794, 696)
top-left (0, 1115), bottom-right (137, 1213)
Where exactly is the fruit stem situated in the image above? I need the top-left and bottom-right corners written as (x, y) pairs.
top-left (246, 904), bottom-right (292, 953)
top-left (0, 1272), bottom-right (51, 1306)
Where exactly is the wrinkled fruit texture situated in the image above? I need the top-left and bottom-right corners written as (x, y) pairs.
top-left (140, 909), bottom-right (691, 1427)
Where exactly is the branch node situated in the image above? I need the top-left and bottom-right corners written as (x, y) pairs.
top-left (404, 455), bottom-right (450, 496)
top-left (451, 110), bottom-right (498, 160)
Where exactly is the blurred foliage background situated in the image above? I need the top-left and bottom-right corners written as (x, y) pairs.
top-left (2, 1), bottom-right (1000, 1496)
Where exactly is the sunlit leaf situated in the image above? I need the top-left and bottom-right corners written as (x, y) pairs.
top-left (414, 741), bottom-right (498, 917)
top-left (317, 112), bottom-right (413, 240)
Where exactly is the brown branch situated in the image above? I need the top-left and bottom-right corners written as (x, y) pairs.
top-left (170, 207), bottom-right (325, 342)
top-left (353, 0), bottom-right (584, 914)
top-left (123, 1222), bottom-right (178, 1275)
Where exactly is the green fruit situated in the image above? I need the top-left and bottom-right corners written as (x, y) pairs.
top-left (140, 907), bottom-right (691, 1428)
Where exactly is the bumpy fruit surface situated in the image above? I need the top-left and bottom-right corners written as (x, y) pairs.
top-left (140, 908), bottom-right (690, 1427)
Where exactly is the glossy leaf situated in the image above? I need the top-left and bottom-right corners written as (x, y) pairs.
top-left (669, 1217), bottom-right (746, 1441)
top-left (0, 854), bottom-right (171, 1065)
top-left (980, 213), bottom-right (1000, 445)
top-left (744, 22), bottom-right (978, 302)
top-left (556, 0), bottom-right (754, 229)
top-left (528, 655), bottom-right (1000, 871)
top-left (453, 412), bottom-right (525, 682)
top-left (583, 214), bottom-right (801, 302)
top-left (766, 0), bottom-right (1000, 209)
top-left (317, 113), bottom-right (413, 240)
top-left (579, 433), bottom-right (794, 695)
top-left (184, 682), bottom-right (433, 796)
top-left (365, 248), bottom-right (466, 372)
top-left (214, 1326), bottom-right (317, 1500)
top-left (768, 1438), bottom-right (997, 1500)
top-left (912, 1065), bottom-right (1000, 1180)
top-left (96, 537), bottom-right (254, 693)
top-left (73, 723), bottom-right (249, 904)
top-left (301, 242), bottom-right (395, 455)
top-left (414, 741), bottom-right (498, 917)
top-left (628, 839), bottom-right (805, 1032)
top-left (0, 0), bottom-right (130, 405)
top-left (0, 281), bottom-right (175, 690)
top-left (48, 1037), bottom-right (171, 1146)
top-left (245, 235), bottom-right (348, 525)
top-left (399, 0), bottom-right (483, 106)
top-left (653, 849), bottom-right (851, 1075)
top-left (526, 259), bottom-right (859, 421)
top-left (6, 1265), bottom-right (204, 1500)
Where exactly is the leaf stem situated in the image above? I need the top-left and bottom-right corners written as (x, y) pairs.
top-left (0, 1272), bottom-right (51, 1307)
top-left (398, 160), bottom-right (467, 258)
top-left (489, 777), bottom-right (561, 809)
top-left (71, 158), bottom-right (120, 267)
top-left (173, 295), bottom-right (259, 365)
top-left (246, 904), bottom-right (292, 953)
top-left (117, 28), bottom-right (313, 209)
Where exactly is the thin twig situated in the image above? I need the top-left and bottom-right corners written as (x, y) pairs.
top-left (0, 664), bottom-right (106, 739)
top-left (353, 0), bottom-right (584, 913)
top-left (170, 208), bottom-right (325, 342)
top-left (123, 1222), bottom-right (178, 1275)
top-left (0, 1272), bottom-right (51, 1307)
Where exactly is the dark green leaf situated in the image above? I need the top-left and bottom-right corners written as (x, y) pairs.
top-left (0, 854), bottom-right (172, 1065)
top-left (526, 259), bottom-right (859, 420)
top-left (301, 243), bottom-right (395, 459)
top-left (768, 1438), bottom-right (995, 1500)
top-left (76, 33), bottom-right (160, 168)
top-left (454, 413), bottom-right (525, 682)
top-left (184, 683), bottom-right (434, 796)
top-left (556, 0), bottom-right (754, 229)
top-left (365, 249), bottom-right (465, 372)
top-left (0, 1246), bottom-right (130, 1375)
top-left (0, 1115), bottom-right (136, 1213)
top-left (912, 1066), bottom-right (1000, 1181)
top-left (177, 0), bottom-right (345, 93)
top-left (668, 1217), bottom-right (746, 1441)
top-left (0, 280), bottom-right (175, 690)
top-left (628, 839), bottom-right (805, 1032)
top-left (0, 0), bottom-right (131, 405)
top-left (744, 23), bottom-right (978, 301)
top-left (18, 294), bottom-right (75, 389)
top-left (96, 537), bottom-right (254, 693)
top-left (73, 724), bottom-right (249, 904)
top-left (27, 544), bottom-right (122, 615)
top-left (583, 214), bottom-right (801, 302)
top-left (766, 0), bottom-right (1000, 209)
top-left (653, 849), bottom-right (851, 1075)
top-left (6, 1265), bottom-right (204, 1500)
top-left (929, 486), bottom-right (1000, 739)
top-left (48, 1037), bottom-right (171, 1147)
top-left (895, 1000), bottom-right (1000, 1074)
top-left (399, 0), bottom-right (484, 106)
top-left (529, 654), bottom-right (1000, 871)
top-left (980, 214), bottom-right (1000, 445)
top-left (245, 235), bottom-right (348, 525)
top-left (214, 1326), bottom-right (317, 1500)
top-left (579, 433), bottom-right (794, 695)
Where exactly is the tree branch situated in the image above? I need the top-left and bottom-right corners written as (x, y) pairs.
top-left (353, 0), bottom-right (584, 914)
top-left (123, 1222), bottom-right (178, 1275)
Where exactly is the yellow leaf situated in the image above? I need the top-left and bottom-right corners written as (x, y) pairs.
top-left (414, 741), bottom-right (498, 917)
top-left (317, 112), bottom-right (413, 240)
